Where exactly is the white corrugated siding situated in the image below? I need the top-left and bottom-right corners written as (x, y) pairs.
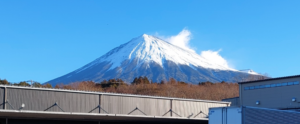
top-left (6, 88), bottom-right (99, 113)
top-left (173, 100), bottom-right (227, 118)
top-left (244, 107), bottom-right (300, 124)
top-left (2, 86), bottom-right (229, 118)
top-left (101, 95), bottom-right (171, 116)
top-left (0, 88), bottom-right (3, 109)
top-left (222, 98), bottom-right (239, 107)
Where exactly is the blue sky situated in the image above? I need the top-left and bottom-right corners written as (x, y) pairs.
top-left (1, 0), bottom-right (300, 83)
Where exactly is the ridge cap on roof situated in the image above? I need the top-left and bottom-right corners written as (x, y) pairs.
top-left (238, 74), bottom-right (300, 84)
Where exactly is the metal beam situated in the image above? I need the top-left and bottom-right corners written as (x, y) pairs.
top-left (0, 85), bottom-right (230, 104)
top-left (99, 94), bottom-right (102, 113)
top-left (0, 109), bottom-right (209, 121)
top-left (239, 84), bottom-right (242, 107)
top-left (4, 87), bottom-right (7, 110)
top-left (170, 99), bottom-right (173, 117)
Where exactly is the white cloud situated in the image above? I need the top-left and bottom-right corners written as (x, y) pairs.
top-left (199, 49), bottom-right (230, 68)
top-left (156, 29), bottom-right (232, 68)
top-left (166, 29), bottom-right (195, 52)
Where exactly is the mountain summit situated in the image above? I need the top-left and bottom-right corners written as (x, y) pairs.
top-left (48, 34), bottom-right (257, 85)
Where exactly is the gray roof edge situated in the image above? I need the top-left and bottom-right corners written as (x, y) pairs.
top-left (238, 74), bottom-right (300, 84)
top-left (0, 85), bottom-right (230, 104)
top-left (222, 97), bottom-right (239, 100)
top-left (0, 109), bottom-right (209, 121)
top-left (243, 106), bottom-right (300, 114)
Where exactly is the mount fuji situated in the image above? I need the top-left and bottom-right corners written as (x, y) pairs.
top-left (48, 34), bottom-right (258, 86)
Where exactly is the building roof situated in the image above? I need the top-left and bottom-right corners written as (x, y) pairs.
top-left (0, 85), bottom-right (230, 104)
top-left (0, 109), bottom-right (209, 122)
top-left (238, 74), bottom-right (300, 84)
top-left (222, 97), bottom-right (239, 100)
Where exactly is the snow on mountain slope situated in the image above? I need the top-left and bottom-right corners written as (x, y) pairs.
top-left (239, 69), bottom-right (259, 75)
top-left (48, 34), bottom-right (259, 85)
top-left (76, 34), bottom-right (235, 73)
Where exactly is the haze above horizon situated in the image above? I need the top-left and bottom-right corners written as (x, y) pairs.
top-left (1, 0), bottom-right (300, 83)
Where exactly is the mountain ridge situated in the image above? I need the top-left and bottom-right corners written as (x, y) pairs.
top-left (48, 34), bottom-right (258, 86)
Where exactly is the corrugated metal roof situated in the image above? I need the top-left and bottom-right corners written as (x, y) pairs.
top-left (0, 85), bottom-right (230, 104)
top-left (222, 97), bottom-right (239, 100)
top-left (238, 74), bottom-right (300, 84)
top-left (0, 109), bottom-right (209, 121)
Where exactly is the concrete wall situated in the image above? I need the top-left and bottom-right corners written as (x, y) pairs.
top-left (240, 76), bottom-right (300, 109)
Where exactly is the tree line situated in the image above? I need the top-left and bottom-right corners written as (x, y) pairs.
top-left (55, 77), bottom-right (239, 101)
top-left (0, 74), bottom-right (268, 101)
top-left (0, 77), bottom-right (240, 101)
top-left (0, 79), bottom-right (52, 88)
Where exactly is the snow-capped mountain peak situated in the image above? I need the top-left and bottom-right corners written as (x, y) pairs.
top-left (83, 34), bottom-right (235, 72)
top-left (48, 34), bottom-right (260, 85)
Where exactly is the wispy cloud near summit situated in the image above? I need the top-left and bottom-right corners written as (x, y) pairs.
top-left (166, 29), bottom-right (194, 52)
top-left (155, 29), bottom-right (232, 69)
top-left (200, 49), bottom-right (230, 68)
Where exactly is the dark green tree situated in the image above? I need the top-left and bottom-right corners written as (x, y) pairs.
top-left (132, 76), bottom-right (151, 85)
top-left (18, 81), bottom-right (30, 86)
top-left (178, 81), bottom-right (187, 85)
top-left (0, 79), bottom-right (10, 85)
top-left (100, 78), bottom-right (126, 88)
top-left (198, 81), bottom-right (213, 85)
top-left (132, 77), bottom-right (138, 84)
top-left (32, 82), bottom-right (42, 87)
top-left (43, 83), bottom-right (52, 88)
top-left (143, 76), bottom-right (150, 84)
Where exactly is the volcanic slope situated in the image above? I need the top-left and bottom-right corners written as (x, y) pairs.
top-left (48, 34), bottom-right (256, 85)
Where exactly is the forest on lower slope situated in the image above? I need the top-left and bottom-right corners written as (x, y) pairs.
top-left (0, 75), bottom-right (267, 101)
top-left (0, 77), bottom-right (239, 101)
